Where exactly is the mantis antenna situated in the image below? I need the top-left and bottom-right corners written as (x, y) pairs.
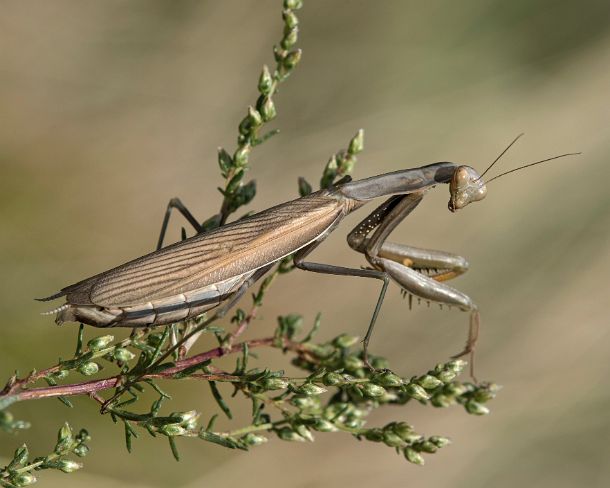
top-left (485, 152), bottom-right (582, 184)
top-left (479, 132), bottom-right (525, 179)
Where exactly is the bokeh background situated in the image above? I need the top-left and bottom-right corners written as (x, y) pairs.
top-left (1, 1), bottom-right (609, 487)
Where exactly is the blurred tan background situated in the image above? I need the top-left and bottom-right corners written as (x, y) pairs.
top-left (1, 1), bottom-right (609, 487)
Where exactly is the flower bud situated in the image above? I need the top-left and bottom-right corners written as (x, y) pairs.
top-left (344, 417), bottom-right (364, 429)
top-left (259, 96), bottom-right (277, 122)
top-left (372, 371), bottom-right (403, 387)
top-left (430, 394), bottom-right (454, 408)
top-left (290, 395), bottom-right (319, 410)
top-left (418, 375), bottom-right (443, 390)
top-left (465, 400), bottom-right (490, 416)
top-left (474, 383), bottom-right (500, 402)
top-left (348, 129), bottom-right (364, 155)
top-left (383, 431), bottom-right (404, 447)
top-left (57, 460), bottom-right (82, 473)
top-left (295, 424), bottom-right (314, 442)
top-left (404, 447), bottom-right (425, 465)
top-left (370, 356), bottom-right (390, 370)
top-left (87, 335), bottom-right (114, 351)
top-left (283, 49), bottom-right (302, 69)
top-left (113, 347), bottom-right (135, 362)
top-left (391, 422), bottom-right (413, 439)
top-left (332, 333), bottom-right (359, 349)
top-left (322, 372), bottom-right (345, 386)
top-left (308, 343), bottom-right (335, 358)
top-left (261, 377), bottom-right (290, 390)
top-left (53, 369), bottom-right (69, 380)
top-left (281, 27), bottom-right (298, 50)
top-left (429, 435), bottom-right (451, 448)
top-left (402, 433), bottom-right (424, 444)
top-left (242, 433), bottom-right (268, 446)
top-left (445, 383), bottom-right (469, 396)
top-left (297, 383), bottom-right (327, 396)
top-left (78, 362), bottom-right (99, 376)
top-left (282, 9), bottom-right (299, 29)
top-left (248, 106), bottom-right (263, 128)
top-left (406, 383), bottom-right (431, 401)
top-left (13, 445), bottom-right (28, 465)
top-left (233, 144), bottom-right (251, 166)
top-left (284, 0), bottom-right (303, 11)
top-left (76, 429), bottom-right (91, 443)
top-left (417, 440), bottom-right (438, 453)
top-left (343, 355), bottom-right (364, 372)
top-left (312, 419), bottom-right (338, 432)
top-left (258, 65), bottom-right (273, 95)
top-left (74, 444), bottom-right (90, 457)
top-left (55, 423), bottom-right (73, 453)
top-left (445, 359), bottom-right (467, 373)
top-left (361, 383), bottom-right (386, 398)
top-left (277, 427), bottom-right (306, 442)
top-left (11, 473), bottom-right (36, 487)
top-left (0, 411), bottom-right (13, 424)
top-left (364, 428), bottom-right (384, 442)
top-left (172, 410), bottom-right (199, 425)
top-left (437, 370), bottom-right (457, 383)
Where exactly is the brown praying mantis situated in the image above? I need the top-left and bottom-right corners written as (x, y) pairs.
top-left (38, 134), bottom-right (578, 374)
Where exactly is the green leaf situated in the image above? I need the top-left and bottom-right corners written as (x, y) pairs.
top-left (168, 437), bottom-right (180, 462)
top-left (298, 176), bottom-right (312, 196)
top-left (199, 430), bottom-right (243, 450)
top-left (209, 382), bottom-right (233, 419)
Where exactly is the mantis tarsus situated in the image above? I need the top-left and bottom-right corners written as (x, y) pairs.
top-left (39, 135), bottom-right (578, 375)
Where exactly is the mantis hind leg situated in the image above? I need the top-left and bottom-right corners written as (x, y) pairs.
top-left (156, 197), bottom-right (205, 250)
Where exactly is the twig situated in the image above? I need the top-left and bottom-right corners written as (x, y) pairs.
top-left (1, 337), bottom-right (307, 405)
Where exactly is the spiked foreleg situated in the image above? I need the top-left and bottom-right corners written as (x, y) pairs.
top-left (347, 191), bottom-right (480, 378)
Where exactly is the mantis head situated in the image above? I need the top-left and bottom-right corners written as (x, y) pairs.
top-left (448, 134), bottom-right (580, 213)
top-left (448, 166), bottom-right (487, 212)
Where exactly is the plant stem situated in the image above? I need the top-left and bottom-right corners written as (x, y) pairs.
top-left (1, 337), bottom-right (309, 405)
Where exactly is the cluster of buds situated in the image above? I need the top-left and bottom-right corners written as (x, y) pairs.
top-left (320, 129), bottom-right (364, 188)
top-left (1, 424), bottom-right (90, 487)
top-left (364, 422), bottom-right (451, 465)
top-left (158, 410), bottom-right (201, 437)
top-left (218, 0), bottom-right (304, 220)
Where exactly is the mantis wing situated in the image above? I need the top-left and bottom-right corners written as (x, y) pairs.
top-left (49, 192), bottom-right (346, 308)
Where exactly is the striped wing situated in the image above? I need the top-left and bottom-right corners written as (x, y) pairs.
top-left (59, 191), bottom-right (345, 307)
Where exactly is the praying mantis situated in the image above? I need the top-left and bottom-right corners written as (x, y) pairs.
top-left (38, 134), bottom-right (578, 373)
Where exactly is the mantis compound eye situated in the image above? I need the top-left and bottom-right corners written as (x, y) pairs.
top-left (448, 166), bottom-right (487, 212)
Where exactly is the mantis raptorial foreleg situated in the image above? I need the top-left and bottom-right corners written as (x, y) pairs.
top-left (347, 191), bottom-right (480, 376)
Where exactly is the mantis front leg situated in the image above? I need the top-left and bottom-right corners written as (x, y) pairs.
top-left (348, 192), bottom-right (480, 378)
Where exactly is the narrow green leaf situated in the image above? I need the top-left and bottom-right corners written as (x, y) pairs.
top-left (209, 381), bottom-right (233, 420)
top-left (124, 422), bottom-right (133, 453)
top-left (301, 313), bottom-right (321, 343)
top-left (56, 396), bottom-right (74, 408)
top-left (168, 437), bottom-right (180, 462)
top-left (199, 431), bottom-right (244, 450)
top-left (206, 414), bottom-right (218, 432)
top-left (148, 326), bottom-right (171, 366)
